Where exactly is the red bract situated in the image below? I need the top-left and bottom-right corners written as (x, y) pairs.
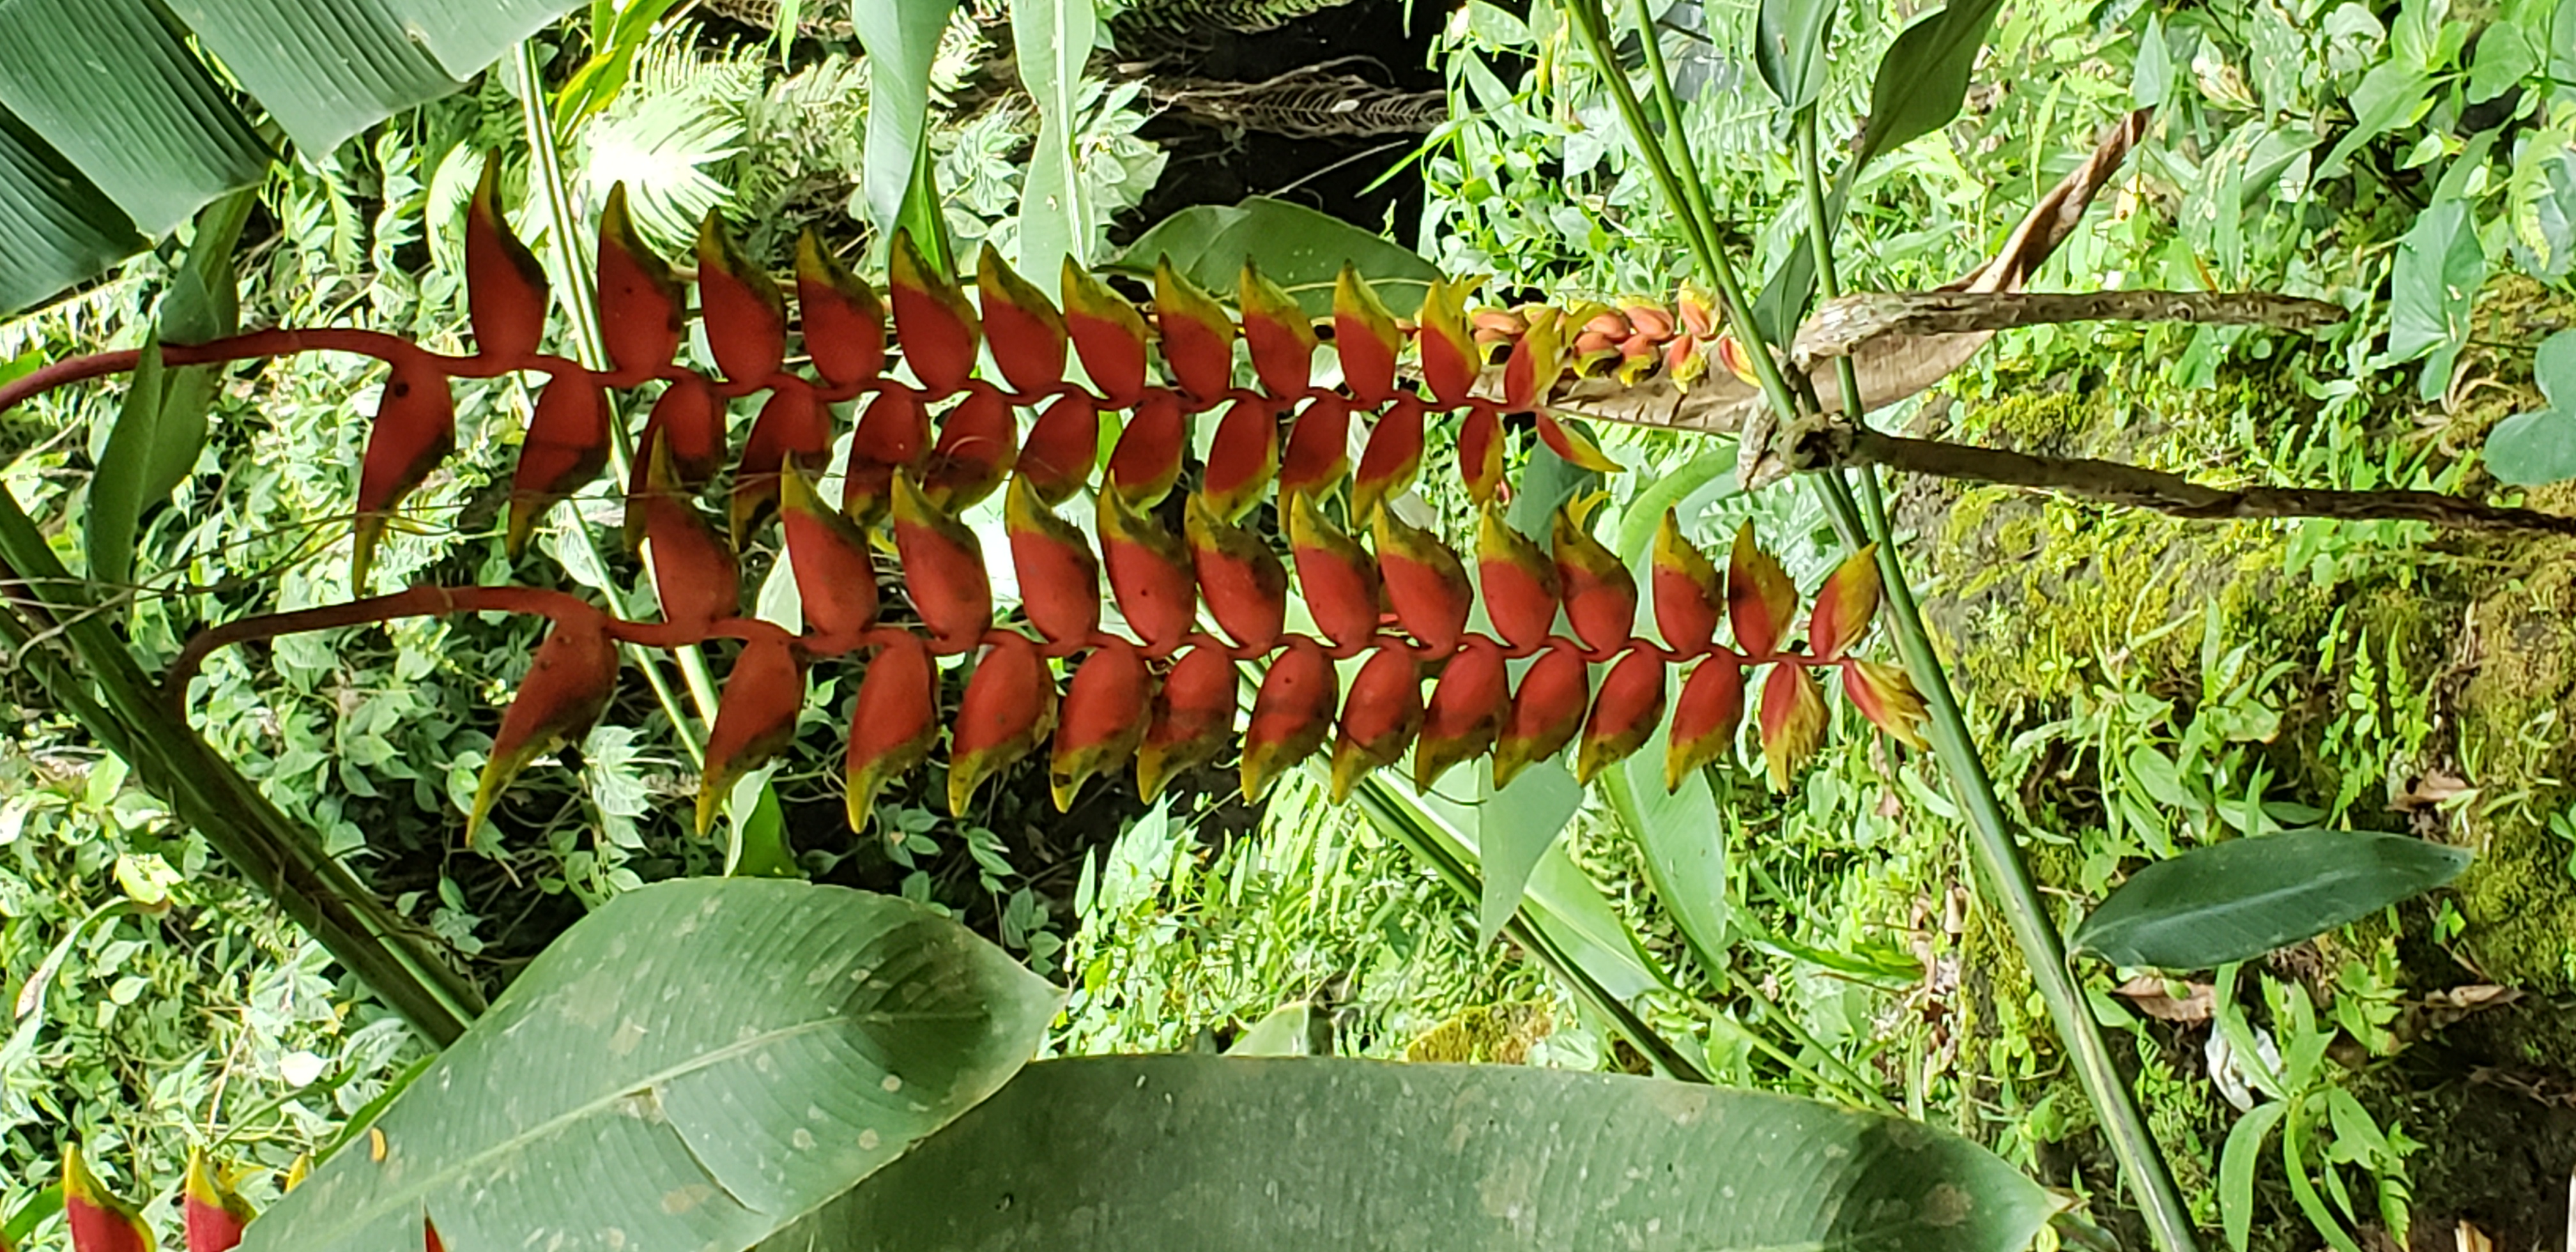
top-left (507, 374), bottom-right (610, 555)
top-left (733, 379), bottom-right (830, 540)
top-left (469, 609), bottom-right (618, 837)
top-left (780, 467), bottom-right (880, 647)
top-left (64, 1146), bottom-right (150, 1252)
top-left (1476, 509), bottom-right (1561, 650)
top-left (1333, 264), bottom-right (1402, 406)
top-left (1651, 508), bottom-right (1722, 653)
top-left (1052, 640), bottom-right (1149, 809)
top-left (1535, 411), bottom-right (1621, 473)
top-left (1576, 648), bottom-right (1667, 784)
top-left (698, 636), bottom-right (805, 834)
top-left (1807, 546), bottom-right (1882, 661)
top-left (1330, 645), bottom-right (1422, 800)
top-left (595, 184), bottom-right (684, 381)
top-left (841, 387), bottom-right (932, 525)
top-left (1457, 406), bottom-right (1504, 506)
top-left (795, 229), bottom-right (885, 387)
top-left (1494, 644), bottom-right (1588, 788)
top-left (1757, 662), bottom-right (1826, 789)
top-left (426, 1216), bottom-right (447, 1252)
top-left (1241, 636), bottom-right (1335, 798)
top-left (1728, 521), bottom-right (1798, 657)
top-left (1200, 397), bottom-right (1279, 521)
top-left (921, 387), bottom-right (1017, 511)
top-left (1500, 307), bottom-right (1564, 411)
top-left (845, 634), bottom-right (938, 832)
top-left (1018, 392), bottom-right (1101, 506)
top-left (1551, 505), bottom-right (1637, 653)
top-left (1185, 494), bottom-right (1287, 652)
top-left (1096, 487), bottom-right (1197, 648)
top-left (1666, 654), bottom-right (1745, 792)
top-left (889, 229), bottom-right (981, 395)
top-left (1137, 646), bottom-right (1237, 799)
top-left (976, 243), bottom-right (1069, 393)
top-left (1416, 636), bottom-right (1506, 790)
top-left (1238, 261), bottom-right (1316, 397)
top-left (1107, 389), bottom-right (1186, 507)
top-left (1844, 657), bottom-right (1929, 750)
top-left (1285, 492), bottom-right (1380, 649)
top-left (1153, 257), bottom-right (1236, 402)
top-left (696, 210), bottom-right (787, 385)
top-left (950, 633), bottom-right (1057, 814)
top-left (352, 356), bottom-right (456, 590)
top-left (1062, 261), bottom-right (1149, 407)
top-left (633, 373), bottom-right (723, 505)
top-left (465, 153), bottom-right (547, 363)
top-left (1375, 508), bottom-right (1471, 653)
top-left (1278, 393), bottom-right (1352, 499)
top-left (1414, 275), bottom-right (1479, 408)
top-left (891, 472), bottom-right (993, 647)
top-left (1005, 477), bottom-right (1102, 645)
top-left (183, 1149), bottom-right (256, 1252)
top-left (640, 441), bottom-right (741, 629)
top-left (1352, 394), bottom-right (1423, 521)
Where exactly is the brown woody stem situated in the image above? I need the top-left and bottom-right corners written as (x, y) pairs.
top-left (1797, 289), bottom-right (2349, 362)
top-left (1795, 425), bottom-right (2576, 537)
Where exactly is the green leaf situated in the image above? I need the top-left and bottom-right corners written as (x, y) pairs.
top-left (1011, 0), bottom-right (1097, 277)
top-left (1471, 760), bottom-right (1582, 947)
top-left (386, 0), bottom-right (599, 80)
top-left (2218, 1101), bottom-right (2287, 1252)
top-left (765, 1056), bottom-right (2064, 1250)
top-left (0, 114), bottom-right (146, 313)
top-left (88, 331), bottom-right (166, 589)
top-left (161, 0), bottom-right (459, 156)
top-left (1110, 197), bottom-right (1443, 317)
top-left (238, 878), bottom-right (1061, 1252)
top-left (2071, 830), bottom-right (2471, 971)
top-left (1755, 0), bottom-right (1839, 114)
top-left (893, 130), bottom-right (954, 275)
top-left (1601, 742), bottom-right (1731, 975)
top-left (2386, 197), bottom-right (2485, 399)
top-left (2484, 330), bottom-right (2576, 485)
top-left (850, 0), bottom-right (961, 233)
top-left (1851, 0), bottom-right (2006, 171)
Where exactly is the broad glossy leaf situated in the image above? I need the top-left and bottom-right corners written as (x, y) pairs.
top-left (2071, 830), bottom-right (2471, 970)
top-left (2482, 330), bottom-right (2576, 485)
top-left (1599, 720), bottom-right (1731, 975)
top-left (1756, 0), bottom-right (1840, 112)
top-left (162, 0), bottom-right (457, 157)
top-left (852, 0), bottom-right (963, 232)
top-left (1853, 0), bottom-right (2006, 170)
top-left (238, 878), bottom-right (1061, 1252)
top-left (768, 1056), bottom-right (2060, 1251)
top-left (1109, 197), bottom-right (1442, 316)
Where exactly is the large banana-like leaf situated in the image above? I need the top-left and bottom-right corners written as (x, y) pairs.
top-left (0, 0), bottom-right (582, 312)
top-left (238, 878), bottom-right (1061, 1252)
top-left (760, 1055), bottom-right (2066, 1251)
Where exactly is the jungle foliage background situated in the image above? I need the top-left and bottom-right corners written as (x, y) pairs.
top-left (1, 0), bottom-right (2573, 1246)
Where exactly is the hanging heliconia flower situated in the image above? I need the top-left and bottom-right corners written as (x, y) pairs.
top-left (64, 1146), bottom-right (152, 1252)
top-left (181, 1150), bottom-right (257, 1252)
top-left (137, 172), bottom-right (1931, 843)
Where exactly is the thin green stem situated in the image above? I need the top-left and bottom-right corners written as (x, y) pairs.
top-left (1797, 111), bottom-right (1870, 429)
top-left (1627, 0), bottom-right (1724, 262)
top-left (514, 41), bottom-right (720, 749)
top-left (1719, 966), bottom-right (1895, 1113)
top-left (1839, 468), bottom-right (2199, 1252)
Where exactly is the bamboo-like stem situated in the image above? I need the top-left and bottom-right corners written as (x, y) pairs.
top-left (514, 41), bottom-right (722, 747)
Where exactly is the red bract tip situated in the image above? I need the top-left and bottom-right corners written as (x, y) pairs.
top-left (1153, 257), bottom-right (1237, 402)
top-left (697, 636), bottom-right (806, 834)
top-left (891, 472), bottom-right (993, 648)
top-left (464, 152), bottom-right (548, 363)
top-left (695, 210), bottom-right (788, 385)
top-left (1107, 389), bottom-right (1186, 508)
top-left (470, 609), bottom-right (619, 839)
top-left (1238, 261), bottom-right (1317, 397)
top-left (1241, 636), bottom-right (1335, 798)
top-left (889, 229), bottom-right (983, 396)
top-left (1666, 653), bottom-right (1745, 793)
top-left (1062, 260), bottom-right (1150, 408)
top-left (1330, 645), bottom-right (1423, 800)
top-left (921, 388), bottom-right (1018, 512)
top-left (779, 467), bottom-right (880, 646)
top-left (63, 1146), bottom-right (151, 1252)
top-left (1006, 477), bottom-right (1103, 646)
top-left (1200, 397), bottom-right (1280, 522)
top-left (507, 374), bottom-right (611, 556)
top-left (1476, 508), bottom-right (1561, 651)
top-left (1416, 636), bottom-right (1508, 791)
top-left (640, 439), bottom-right (742, 630)
top-left (1415, 275), bottom-right (1480, 408)
top-left (1457, 406), bottom-right (1504, 507)
top-left (1052, 640), bottom-right (1149, 810)
top-left (846, 635), bottom-right (939, 834)
top-left (352, 356), bottom-right (456, 592)
top-left (1494, 644), bottom-right (1588, 788)
top-left (1651, 508), bottom-right (1722, 654)
top-left (795, 229), bottom-right (885, 388)
top-left (1285, 492), bottom-right (1381, 650)
top-left (1757, 662), bottom-right (1826, 790)
top-left (1017, 392), bottom-right (1103, 507)
top-left (183, 1149), bottom-right (257, 1252)
top-left (1185, 493), bottom-right (1288, 652)
top-left (977, 243), bottom-right (1070, 394)
top-left (1374, 507), bottom-right (1471, 654)
top-left (1351, 395), bottom-right (1425, 522)
top-left (1096, 487), bottom-right (1197, 649)
top-left (1807, 547), bottom-right (1883, 662)
top-left (1576, 647), bottom-right (1667, 784)
top-left (594, 184), bottom-right (684, 380)
top-left (949, 633), bottom-right (1057, 816)
top-left (1277, 393), bottom-right (1353, 500)
top-left (841, 388), bottom-right (931, 526)
top-left (1727, 521), bottom-right (1797, 657)
top-left (1333, 264), bottom-right (1404, 407)
top-left (732, 380), bottom-right (831, 542)
top-left (1137, 646), bottom-right (1238, 800)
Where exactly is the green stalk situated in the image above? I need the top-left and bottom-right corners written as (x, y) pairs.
top-left (1788, 109), bottom-right (2200, 1251)
top-left (0, 496), bottom-right (482, 1044)
top-left (513, 41), bottom-right (721, 745)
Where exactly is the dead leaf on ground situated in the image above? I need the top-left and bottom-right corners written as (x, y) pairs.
top-left (2455, 1219), bottom-right (2493, 1252)
top-left (2113, 975), bottom-right (2216, 1023)
top-left (2394, 770), bottom-right (2474, 812)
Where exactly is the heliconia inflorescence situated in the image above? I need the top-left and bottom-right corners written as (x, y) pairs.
top-left (158, 164), bottom-right (1930, 846)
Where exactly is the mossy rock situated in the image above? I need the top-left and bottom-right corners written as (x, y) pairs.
top-left (2450, 533), bottom-right (2576, 991)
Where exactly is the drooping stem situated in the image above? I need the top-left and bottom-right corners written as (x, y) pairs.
top-left (0, 490), bottom-right (484, 1044)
